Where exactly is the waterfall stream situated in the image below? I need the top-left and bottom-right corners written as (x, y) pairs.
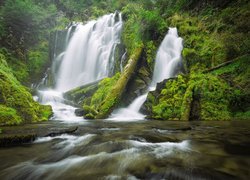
top-left (37, 12), bottom-right (123, 121)
top-left (109, 28), bottom-right (183, 121)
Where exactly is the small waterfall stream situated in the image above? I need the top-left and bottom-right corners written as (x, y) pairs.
top-left (37, 12), bottom-right (123, 121)
top-left (109, 28), bottom-right (183, 120)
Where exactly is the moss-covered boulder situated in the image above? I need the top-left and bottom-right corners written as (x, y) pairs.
top-left (0, 53), bottom-right (52, 125)
top-left (144, 70), bottom-right (233, 120)
top-left (64, 79), bottom-right (101, 106)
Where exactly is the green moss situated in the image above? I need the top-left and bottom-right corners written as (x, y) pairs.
top-left (152, 75), bottom-right (188, 120)
top-left (85, 113), bottom-right (95, 119)
top-left (121, 4), bottom-right (143, 54)
top-left (149, 71), bottom-right (232, 120)
top-left (0, 53), bottom-right (52, 125)
top-left (64, 81), bottom-right (100, 106)
top-left (145, 41), bottom-right (157, 71)
top-left (191, 73), bottom-right (231, 120)
top-left (0, 105), bottom-right (22, 125)
top-left (90, 73), bottom-right (121, 109)
top-left (121, 4), bottom-right (165, 54)
top-left (234, 111), bottom-right (250, 120)
top-left (39, 105), bottom-right (53, 121)
top-left (83, 105), bottom-right (98, 116)
top-left (211, 55), bottom-right (250, 117)
top-left (168, 13), bottom-right (227, 71)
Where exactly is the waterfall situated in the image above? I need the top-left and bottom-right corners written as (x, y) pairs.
top-left (36, 12), bottom-right (123, 121)
top-left (56, 13), bottom-right (123, 92)
top-left (109, 27), bottom-right (183, 121)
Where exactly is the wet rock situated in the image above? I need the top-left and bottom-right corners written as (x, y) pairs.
top-left (63, 80), bottom-right (101, 106)
top-left (75, 108), bottom-right (84, 116)
top-left (113, 43), bottom-right (126, 75)
top-left (0, 134), bottom-right (37, 147)
top-left (0, 124), bottom-right (78, 147)
top-left (45, 126), bottom-right (78, 137)
top-left (85, 113), bottom-right (95, 119)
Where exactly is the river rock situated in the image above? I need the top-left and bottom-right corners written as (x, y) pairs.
top-left (75, 108), bottom-right (84, 116)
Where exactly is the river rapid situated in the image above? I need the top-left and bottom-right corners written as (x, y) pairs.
top-left (0, 120), bottom-right (249, 180)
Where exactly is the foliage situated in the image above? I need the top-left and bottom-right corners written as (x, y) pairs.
top-left (27, 41), bottom-right (50, 81)
top-left (1, 0), bottom-right (55, 53)
top-left (121, 3), bottom-right (166, 54)
top-left (0, 0), bottom-right (58, 84)
top-left (145, 41), bottom-right (157, 71)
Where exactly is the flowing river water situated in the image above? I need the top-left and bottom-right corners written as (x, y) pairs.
top-left (0, 120), bottom-right (250, 179)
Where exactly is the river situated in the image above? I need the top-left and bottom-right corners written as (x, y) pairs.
top-left (0, 120), bottom-right (249, 179)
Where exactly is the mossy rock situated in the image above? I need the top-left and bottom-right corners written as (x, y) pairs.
top-left (0, 53), bottom-right (52, 125)
top-left (83, 105), bottom-right (98, 117)
top-left (0, 105), bottom-right (22, 125)
top-left (90, 73), bottom-right (121, 109)
top-left (0, 134), bottom-right (37, 147)
top-left (84, 113), bottom-right (95, 119)
top-left (64, 79), bottom-right (101, 106)
top-left (145, 71), bottom-right (232, 120)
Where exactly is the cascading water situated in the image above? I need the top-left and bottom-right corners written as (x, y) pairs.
top-left (56, 13), bottom-right (123, 92)
top-left (109, 27), bottom-right (183, 120)
top-left (36, 12), bottom-right (123, 121)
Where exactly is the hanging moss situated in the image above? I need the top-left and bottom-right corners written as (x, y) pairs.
top-left (188, 71), bottom-right (232, 120)
top-left (211, 55), bottom-right (250, 119)
top-left (168, 13), bottom-right (227, 72)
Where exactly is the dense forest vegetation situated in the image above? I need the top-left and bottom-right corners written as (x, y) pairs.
top-left (0, 0), bottom-right (249, 125)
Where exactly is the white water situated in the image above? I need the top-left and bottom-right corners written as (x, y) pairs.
top-left (4, 133), bottom-right (190, 179)
top-left (109, 28), bottom-right (183, 121)
top-left (37, 13), bottom-right (123, 121)
top-left (56, 13), bottom-right (123, 92)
